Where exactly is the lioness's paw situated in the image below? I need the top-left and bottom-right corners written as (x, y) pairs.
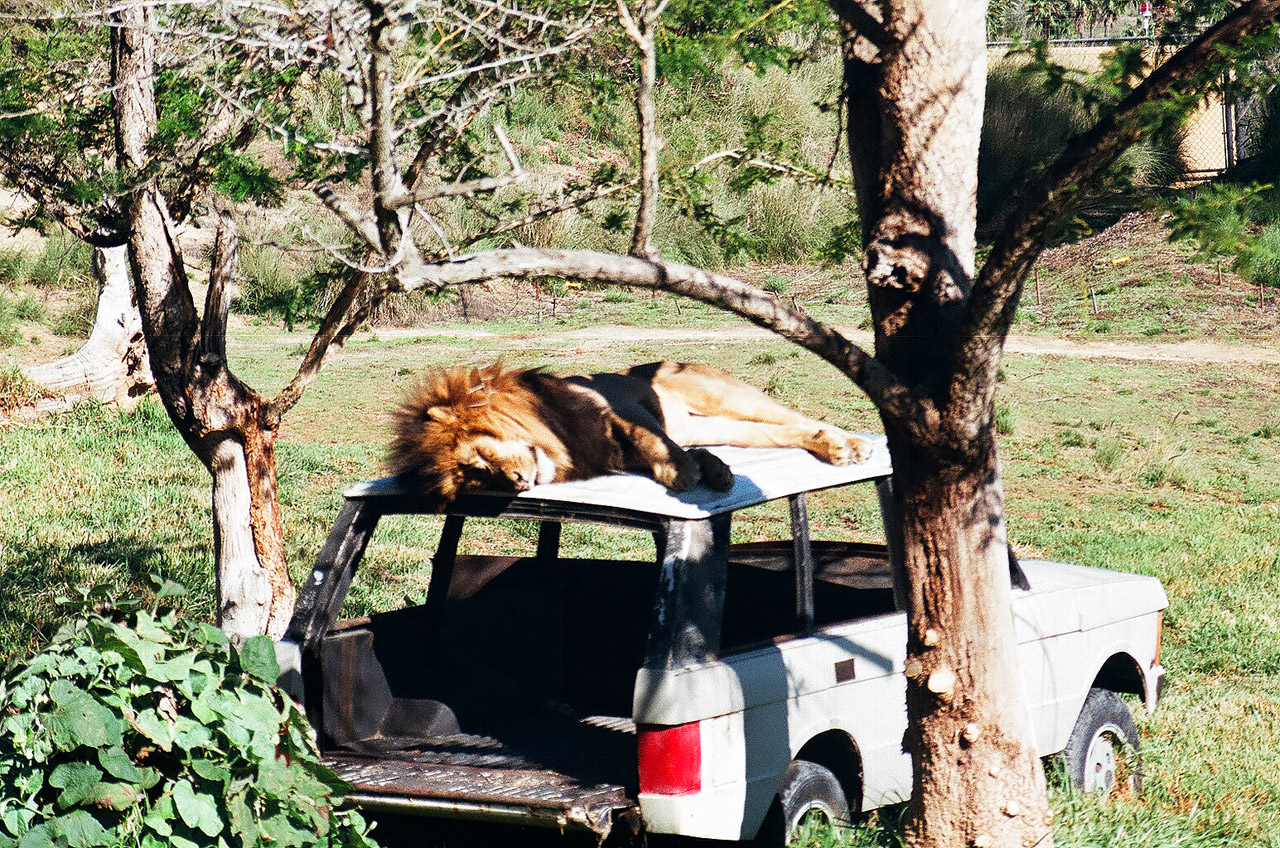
top-left (691, 449), bottom-right (734, 491)
top-left (811, 428), bottom-right (873, 466)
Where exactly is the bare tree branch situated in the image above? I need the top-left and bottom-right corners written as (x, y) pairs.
top-left (391, 125), bottom-right (526, 205)
top-left (198, 207), bottom-right (237, 366)
top-left (619, 0), bottom-right (662, 258)
top-left (958, 0), bottom-right (1280, 418)
top-left (393, 246), bottom-right (933, 434)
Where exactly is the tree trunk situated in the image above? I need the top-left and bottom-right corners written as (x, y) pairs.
top-left (208, 417), bottom-right (291, 644)
top-left (890, 429), bottom-right (1051, 848)
top-left (838, 1), bottom-right (1055, 844)
top-left (21, 244), bottom-right (153, 409)
top-left (111, 7), bottom-right (295, 642)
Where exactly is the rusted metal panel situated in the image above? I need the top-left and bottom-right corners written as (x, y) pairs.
top-left (325, 727), bottom-right (640, 839)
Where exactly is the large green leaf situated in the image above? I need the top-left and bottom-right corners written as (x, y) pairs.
top-left (148, 654), bottom-right (195, 684)
top-left (131, 709), bottom-right (174, 752)
top-left (172, 779), bottom-right (223, 838)
top-left (238, 637), bottom-right (279, 684)
top-left (46, 682), bottom-right (121, 751)
top-left (236, 691), bottom-right (284, 752)
top-left (15, 823), bottom-right (53, 848)
top-left (260, 812), bottom-right (315, 848)
top-left (97, 746), bottom-right (160, 789)
top-left (191, 758), bottom-right (231, 787)
top-left (85, 781), bottom-right (142, 811)
top-left (48, 762), bottom-right (102, 809)
top-left (141, 794), bottom-right (175, 838)
top-left (22, 812), bottom-right (111, 848)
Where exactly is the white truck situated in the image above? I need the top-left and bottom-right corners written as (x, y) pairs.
top-left (277, 438), bottom-right (1167, 845)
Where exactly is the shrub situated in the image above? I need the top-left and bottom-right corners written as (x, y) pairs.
top-left (1164, 184), bottom-right (1280, 288)
top-left (0, 586), bottom-right (376, 848)
top-left (1238, 223), bottom-right (1280, 287)
top-left (0, 293), bottom-right (20, 348)
top-left (978, 61), bottom-right (1183, 235)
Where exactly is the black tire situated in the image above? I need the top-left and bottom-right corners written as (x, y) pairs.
top-left (1060, 687), bottom-right (1143, 797)
top-left (754, 760), bottom-right (852, 846)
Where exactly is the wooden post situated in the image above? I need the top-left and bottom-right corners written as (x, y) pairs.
top-left (1034, 268), bottom-right (1041, 307)
top-left (1090, 286), bottom-right (1099, 316)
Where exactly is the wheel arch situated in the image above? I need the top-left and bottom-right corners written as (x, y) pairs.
top-left (1092, 651), bottom-right (1146, 701)
top-left (794, 729), bottom-right (864, 815)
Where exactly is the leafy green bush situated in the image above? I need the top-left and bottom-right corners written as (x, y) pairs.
top-left (1238, 223), bottom-right (1280, 286)
top-left (1163, 183), bottom-right (1280, 288)
top-left (0, 587), bottom-right (376, 848)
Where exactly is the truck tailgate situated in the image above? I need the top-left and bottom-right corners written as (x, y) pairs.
top-left (325, 720), bottom-right (641, 840)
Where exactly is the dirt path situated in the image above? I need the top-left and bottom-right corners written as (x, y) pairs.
top-left (369, 325), bottom-right (1280, 365)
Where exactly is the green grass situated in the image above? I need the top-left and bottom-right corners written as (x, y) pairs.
top-left (0, 227), bottom-right (93, 288)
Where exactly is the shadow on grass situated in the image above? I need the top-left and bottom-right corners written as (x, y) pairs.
top-left (0, 535), bottom-right (199, 664)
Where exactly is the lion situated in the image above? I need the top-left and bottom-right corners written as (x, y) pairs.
top-left (388, 361), bottom-right (873, 502)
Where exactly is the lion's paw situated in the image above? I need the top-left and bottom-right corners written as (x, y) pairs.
top-left (811, 428), bottom-right (873, 466)
top-left (655, 455), bottom-right (702, 491)
top-left (690, 448), bottom-right (734, 491)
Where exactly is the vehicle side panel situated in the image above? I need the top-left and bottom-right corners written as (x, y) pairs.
top-left (634, 614), bottom-right (911, 839)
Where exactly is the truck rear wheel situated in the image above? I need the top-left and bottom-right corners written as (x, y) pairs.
top-left (755, 759), bottom-right (851, 846)
top-left (1061, 687), bottom-right (1142, 796)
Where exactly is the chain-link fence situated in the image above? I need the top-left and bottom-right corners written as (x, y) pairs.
top-left (988, 38), bottom-right (1233, 179)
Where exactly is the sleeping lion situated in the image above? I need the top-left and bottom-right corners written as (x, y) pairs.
top-left (389, 361), bottom-right (872, 502)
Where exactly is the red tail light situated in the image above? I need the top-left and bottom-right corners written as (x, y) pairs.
top-left (637, 722), bottom-right (702, 795)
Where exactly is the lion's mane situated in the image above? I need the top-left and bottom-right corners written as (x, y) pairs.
top-left (389, 364), bottom-right (626, 501)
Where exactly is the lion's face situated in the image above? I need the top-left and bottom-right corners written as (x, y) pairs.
top-left (452, 434), bottom-right (557, 494)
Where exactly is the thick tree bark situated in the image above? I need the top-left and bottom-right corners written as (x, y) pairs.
top-left (21, 244), bottom-right (153, 409)
top-left (111, 6), bottom-right (295, 641)
top-left (839, 2), bottom-right (1053, 845)
top-left (890, 431), bottom-right (1049, 847)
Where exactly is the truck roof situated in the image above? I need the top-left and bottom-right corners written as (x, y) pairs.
top-left (344, 437), bottom-right (891, 523)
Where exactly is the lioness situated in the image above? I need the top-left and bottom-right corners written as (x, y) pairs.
top-left (389, 361), bottom-right (872, 502)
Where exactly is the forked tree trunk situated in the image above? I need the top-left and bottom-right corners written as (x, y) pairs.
top-left (22, 244), bottom-right (153, 408)
top-left (206, 415), bottom-right (292, 644)
top-left (839, 1), bottom-right (1054, 844)
top-left (112, 3), bottom-right (295, 642)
